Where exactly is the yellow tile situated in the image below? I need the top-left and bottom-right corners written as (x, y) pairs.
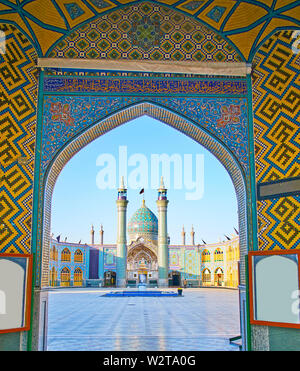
top-left (275, 0), bottom-right (297, 10)
top-left (55, 0), bottom-right (95, 29)
top-left (198, 0), bottom-right (236, 30)
top-left (256, 0), bottom-right (273, 7)
top-left (26, 18), bottom-right (63, 56)
top-left (256, 18), bottom-right (299, 48)
top-left (24, 0), bottom-right (67, 30)
top-left (0, 4), bottom-right (12, 11)
top-left (0, 13), bottom-right (32, 40)
top-left (224, 2), bottom-right (268, 31)
top-left (228, 22), bottom-right (265, 60)
top-left (282, 6), bottom-right (300, 21)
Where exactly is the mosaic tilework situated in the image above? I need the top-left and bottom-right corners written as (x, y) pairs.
top-left (43, 76), bottom-right (247, 95)
top-left (50, 241), bottom-right (89, 280)
top-left (40, 102), bottom-right (248, 287)
top-left (206, 6), bottom-right (226, 23)
top-left (184, 248), bottom-right (199, 279)
top-left (253, 30), bottom-right (300, 251)
top-left (253, 30), bottom-right (300, 183)
top-left (0, 24), bottom-right (37, 254)
top-left (169, 248), bottom-right (180, 269)
top-left (41, 95), bottom-right (249, 174)
top-left (64, 3), bottom-right (85, 20)
top-left (49, 2), bottom-right (242, 62)
top-left (104, 247), bottom-right (116, 268)
top-left (0, 0), bottom-right (298, 61)
top-left (257, 195), bottom-right (300, 251)
top-left (128, 202), bottom-right (158, 241)
top-left (150, 96), bottom-right (249, 174)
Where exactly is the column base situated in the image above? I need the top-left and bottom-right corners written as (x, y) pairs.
top-left (158, 278), bottom-right (169, 288)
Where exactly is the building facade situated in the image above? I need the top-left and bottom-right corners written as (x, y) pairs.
top-left (49, 178), bottom-right (239, 288)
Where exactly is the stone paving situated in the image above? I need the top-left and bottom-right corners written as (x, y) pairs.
top-left (47, 288), bottom-right (240, 351)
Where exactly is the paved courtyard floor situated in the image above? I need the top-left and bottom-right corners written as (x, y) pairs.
top-left (47, 288), bottom-right (240, 351)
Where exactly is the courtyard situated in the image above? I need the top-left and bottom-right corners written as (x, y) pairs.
top-left (47, 288), bottom-right (240, 351)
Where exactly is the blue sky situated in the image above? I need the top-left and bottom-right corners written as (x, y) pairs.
top-left (51, 116), bottom-right (238, 245)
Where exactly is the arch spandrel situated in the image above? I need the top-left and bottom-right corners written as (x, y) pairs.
top-left (42, 96), bottom-right (249, 176)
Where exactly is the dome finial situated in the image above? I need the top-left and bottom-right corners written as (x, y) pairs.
top-left (160, 176), bottom-right (165, 189)
top-left (142, 199), bottom-right (146, 207)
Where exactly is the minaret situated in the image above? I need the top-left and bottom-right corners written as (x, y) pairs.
top-left (191, 225), bottom-right (195, 245)
top-left (90, 225), bottom-right (95, 245)
top-left (156, 176), bottom-right (169, 287)
top-left (116, 176), bottom-right (128, 287)
top-left (100, 224), bottom-right (104, 245)
top-left (181, 225), bottom-right (186, 246)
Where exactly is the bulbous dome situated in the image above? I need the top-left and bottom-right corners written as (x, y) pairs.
top-left (128, 200), bottom-right (158, 242)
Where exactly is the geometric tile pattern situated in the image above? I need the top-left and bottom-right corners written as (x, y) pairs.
top-left (257, 195), bottom-right (300, 250)
top-left (128, 202), bottom-right (158, 242)
top-left (41, 95), bottom-right (249, 175)
top-left (49, 2), bottom-right (242, 62)
top-left (104, 247), bottom-right (116, 268)
top-left (40, 102), bottom-right (248, 287)
top-left (0, 0), bottom-right (298, 61)
top-left (253, 30), bottom-right (300, 184)
top-left (0, 24), bottom-right (37, 254)
top-left (184, 248), bottom-right (199, 279)
top-left (169, 248), bottom-right (180, 269)
top-left (253, 30), bottom-right (300, 250)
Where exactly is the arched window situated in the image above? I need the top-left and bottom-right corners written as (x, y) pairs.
top-left (60, 267), bottom-right (70, 286)
top-left (61, 248), bottom-right (71, 262)
top-left (74, 267), bottom-right (83, 286)
top-left (214, 248), bottom-right (223, 262)
top-left (74, 249), bottom-right (83, 263)
top-left (202, 249), bottom-right (210, 263)
top-left (214, 267), bottom-right (224, 286)
top-left (50, 267), bottom-right (57, 286)
top-left (202, 268), bottom-right (211, 286)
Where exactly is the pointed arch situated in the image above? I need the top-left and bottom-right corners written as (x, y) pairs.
top-left (40, 101), bottom-right (248, 288)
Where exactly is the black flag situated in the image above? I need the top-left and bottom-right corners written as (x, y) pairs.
top-left (224, 234), bottom-right (231, 240)
top-left (56, 235), bottom-right (60, 242)
top-left (139, 188), bottom-right (144, 194)
top-left (234, 227), bottom-right (239, 235)
top-left (202, 239), bottom-right (206, 244)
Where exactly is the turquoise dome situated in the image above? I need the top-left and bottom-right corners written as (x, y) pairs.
top-left (128, 200), bottom-right (158, 241)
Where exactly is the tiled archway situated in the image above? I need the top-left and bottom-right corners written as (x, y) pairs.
top-left (40, 101), bottom-right (248, 288)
